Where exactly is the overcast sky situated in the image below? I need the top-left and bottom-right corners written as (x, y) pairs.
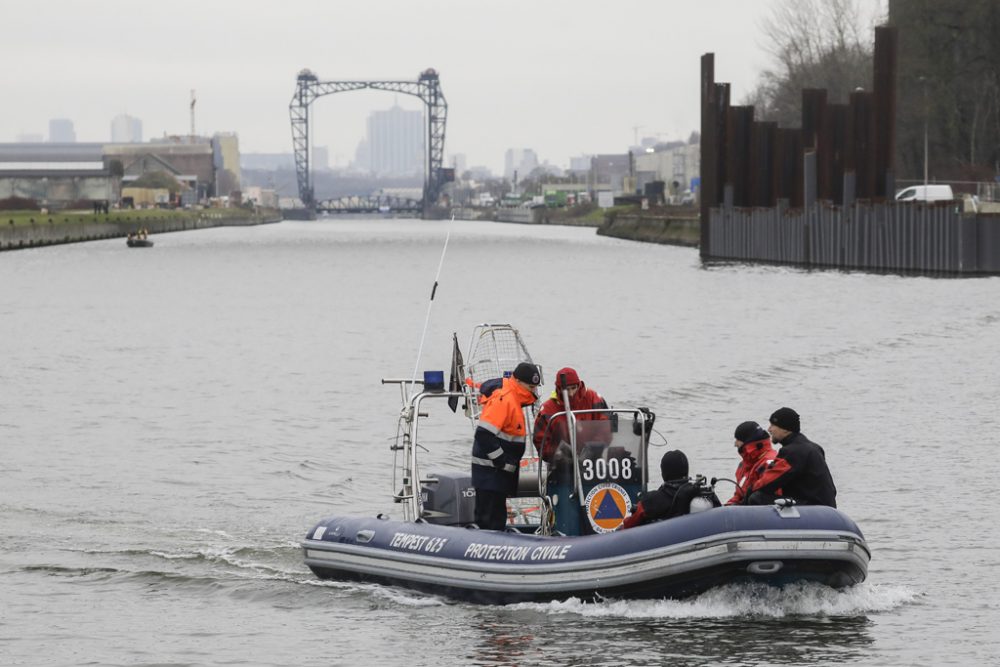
top-left (4, 1), bottom-right (886, 173)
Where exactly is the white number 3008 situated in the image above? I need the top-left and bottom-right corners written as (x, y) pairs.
top-left (581, 458), bottom-right (633, 481)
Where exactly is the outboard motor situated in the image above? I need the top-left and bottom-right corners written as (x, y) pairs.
top-left (420, 472), bottom-right (476, 525)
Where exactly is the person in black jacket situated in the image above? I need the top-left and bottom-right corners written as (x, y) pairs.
top-left (622, 450), bottom-right (720, 528)
top-left (748, 407), bottom-right (837, 507)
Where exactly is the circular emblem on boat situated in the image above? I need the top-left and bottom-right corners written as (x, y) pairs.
top-left (584, 483), bottom-right (632, 533)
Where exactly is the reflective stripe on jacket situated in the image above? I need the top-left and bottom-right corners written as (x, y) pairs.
top-left (471, 377), bottom-right (535, 494)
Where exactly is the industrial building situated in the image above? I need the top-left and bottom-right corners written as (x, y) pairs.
top-left (0, 134), bottom-right (242, 209)
top-left (0, 143), bottom-right (112, 205)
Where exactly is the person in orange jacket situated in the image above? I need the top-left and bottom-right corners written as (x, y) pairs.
top-left (532, 367), bottom-right (609, 463)
top-left (726, 421), bottom-right (779, 505)
top-left (470, 362), bottom-right (541, 530)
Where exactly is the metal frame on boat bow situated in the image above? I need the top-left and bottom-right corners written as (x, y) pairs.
top-left (383, 323), bottom-right (541, 523)
top-left (381, 381), bottom-right (468, 522)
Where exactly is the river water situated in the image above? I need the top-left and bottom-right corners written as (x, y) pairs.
top-left (1, 218), bottom-right (998, 666)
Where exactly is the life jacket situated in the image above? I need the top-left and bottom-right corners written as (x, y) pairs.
top-left (471, 377), bottom-right (536, 494)
top-left (726, 437), bottom-right (778, 505)
top-left (477, 377), bottom-right (504, 402)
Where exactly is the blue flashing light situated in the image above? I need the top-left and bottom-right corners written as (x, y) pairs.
top-left (423, 370), bottom-right (446, 392)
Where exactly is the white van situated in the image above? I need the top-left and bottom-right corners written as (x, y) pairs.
top-left (894, 184), bottom-right (955, 202)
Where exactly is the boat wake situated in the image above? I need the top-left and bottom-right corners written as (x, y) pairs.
top-left (512, 581), bottom-right (919, 618)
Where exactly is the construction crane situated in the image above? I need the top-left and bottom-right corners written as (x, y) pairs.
top-left (632, 124), bottom-right (644, 146)
top-left (190, 90), bottom-right (197, 141)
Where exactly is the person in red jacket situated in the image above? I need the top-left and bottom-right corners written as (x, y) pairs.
top-left (531, 367), bottom-right (609, 463)
top-left (726, 421), bottom-right (779, 505)
top-left (471, 362), bottom-right (541, 530)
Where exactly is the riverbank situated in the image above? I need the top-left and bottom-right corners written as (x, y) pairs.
top-left (451, 204), bottom-right (702, 246)
top-left (453, 203), bottom-right (629, 228)
top-left (1, 208), bottom-right (282, 251)
top-left (597, 212), bottom-right (700, 246)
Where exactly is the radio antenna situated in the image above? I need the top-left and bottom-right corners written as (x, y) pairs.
top-left (408, 231), bottom-right (451, 400)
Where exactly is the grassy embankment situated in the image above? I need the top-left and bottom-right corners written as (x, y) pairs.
top-left (542, 203), bottom-right (615, 226)
top-left (595, 204), bottom-right (701, 246)
top-left (2, 207), bottom-right (266, 228)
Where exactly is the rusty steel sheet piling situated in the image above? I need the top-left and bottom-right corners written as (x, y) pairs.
top-left (873, 25), bottom-right (898, 200)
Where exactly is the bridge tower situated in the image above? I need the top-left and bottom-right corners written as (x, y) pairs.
top-left (288, 68), bottom-right (450, 217)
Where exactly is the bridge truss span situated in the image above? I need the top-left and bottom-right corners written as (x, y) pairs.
top-left (289, 69), bottom-right (449, 216)
top-left (316, 194), bottom-right (422, 214)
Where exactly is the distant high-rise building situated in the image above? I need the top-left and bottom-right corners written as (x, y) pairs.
top-left (504, 148), bottom-right (539, 182)
top-left (313, 146), bottom-right (330, 171)
top-left (16, 133), bottom-right (44, 143)
top-left (352, 139), bottom-right (370, 172)
top-left (450, 153), bottom-right (467, 178)
top-left (111, 114), bottom-right (143, 143)
top-left (49, 118), bottom-right (76, 143)
top-left (366, 105), bottom-right (423, 176)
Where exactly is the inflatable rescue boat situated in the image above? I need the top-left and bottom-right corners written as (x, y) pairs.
top-left (303, 324), bottom-right (869, 604)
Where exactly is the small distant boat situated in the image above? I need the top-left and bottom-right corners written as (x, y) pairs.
top-left (127, 238), bottom-right (154, 248)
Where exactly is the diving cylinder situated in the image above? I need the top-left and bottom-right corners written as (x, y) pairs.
top-left (689, 475), bottom-right (716, 514)
top-left (689, 496), bottom-right (715, 514)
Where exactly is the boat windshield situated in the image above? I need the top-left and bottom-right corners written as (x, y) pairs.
top-left (539, 408), bottom-right (650, 535)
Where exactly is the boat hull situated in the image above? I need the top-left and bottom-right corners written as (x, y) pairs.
top-left (302, 505), bottom-right (869, 604)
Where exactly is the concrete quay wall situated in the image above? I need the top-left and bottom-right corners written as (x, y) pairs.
top-left (494, 207), bottom-right (542, 224)
top-left (1, 211), bottom-right (282, 251)
top-left (597, 214), bottom-right (700, 247)
top-left (453, 207), bottom-right (605, 227)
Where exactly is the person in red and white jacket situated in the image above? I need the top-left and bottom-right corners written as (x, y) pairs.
top-left (531, 367), bottom-right (608, 463)
top-left (726, 421), bottom-right (779, 505)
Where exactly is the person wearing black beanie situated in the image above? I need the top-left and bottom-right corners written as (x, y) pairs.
top-left (768, 407), bottom-right (800, 434)
top-left (623, 450), bottom-right (720, 528)
top-left (726, 421), bottom-right (778, 505)
top-left (748, 408), bottom-right (838, 508)
top-left (660, 449), bottom-right (689, 481)
top-left (469, 362), bottom-right (541, 530)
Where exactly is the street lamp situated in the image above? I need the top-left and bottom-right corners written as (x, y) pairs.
top-left (918, 76), bottom-right (928, 190)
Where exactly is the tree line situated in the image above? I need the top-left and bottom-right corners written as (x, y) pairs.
top-left (891, 0), bottom-right (1000, 182)
top-left (747, 0), bottom-right (1000, 185)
